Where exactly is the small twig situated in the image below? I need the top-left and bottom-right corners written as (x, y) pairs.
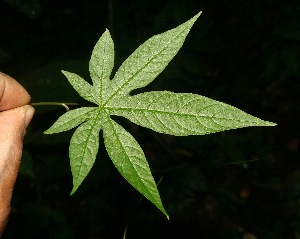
top-left (122, 223), bottom-right (128, 239)
top-left (31, 102), bottom-right (80, 111)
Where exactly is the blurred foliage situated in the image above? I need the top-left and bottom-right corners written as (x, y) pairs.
top-left (0, 0), bottom-right (299, 238)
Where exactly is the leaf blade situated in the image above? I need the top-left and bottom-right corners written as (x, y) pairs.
top-left (44, 107), bottom-right (97, 134)
top-left (62, 70), bottom-right (98, 104)
top-left (108, 91), bottom-right (276, 136)
top-left (89, 29), bottom-right (114, 105)
top-left (102, 118), bottom-right (168, 218)
top-left (105, 11), bottom-right (202, 103)
top-left (69, 113), bottom-right (102, 194)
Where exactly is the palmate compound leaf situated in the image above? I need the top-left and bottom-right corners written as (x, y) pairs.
top-left (44, 11), bottom-right (276, 219)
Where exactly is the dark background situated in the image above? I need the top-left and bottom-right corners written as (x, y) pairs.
top-left (0, 0), bottom-right (299, 238)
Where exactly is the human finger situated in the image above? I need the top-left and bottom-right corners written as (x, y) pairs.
top-left (0, 105), bottom-right (35, 236)
top-left (0, 72), bottom-right (31, 111)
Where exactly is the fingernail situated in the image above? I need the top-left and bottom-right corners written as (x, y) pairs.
top-left (24, 105), bottom-right (35, 128)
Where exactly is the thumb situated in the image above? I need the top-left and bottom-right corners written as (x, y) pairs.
top-left (0, 105), bottom-right (34, 236)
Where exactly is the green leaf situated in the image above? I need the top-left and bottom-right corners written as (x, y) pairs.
top-left (107, 91), bottom-right (276, 136)
top-left (89, 29), bottom-right (114, 104)
top-left (69, 113), bottom-right (102, 194)
top-left (102, 118), bottom-right (168, 218)
top-left (104, 11), bottom-right (202, 104)
top-left (44, 11), bottom-right (276, 218)
top-left (44, 107), bottom-right (97, 134)
top-left (62, 70), bottom-right (98, 104)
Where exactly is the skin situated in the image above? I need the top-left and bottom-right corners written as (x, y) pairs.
top-left (0, 72), bottom-right (34, 236)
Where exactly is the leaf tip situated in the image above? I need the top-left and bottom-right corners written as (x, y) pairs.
top-left (267, 122), bottom-right (277, 126)
top-left (70, 187), bottom-right (77, 195)
top-left (61, 70), bottom-right (69, 78)
top-left (191, 11), bottom-right (202, 22)
top-left (44, 127), bottom-right (56, 134)
top-left (261, 120), bottom-right (277, 127)
top-left (101, 28), bottom-right (112, 40)
top-left (159, 207), bottom-right (169, 219)
top-left (61, 70), bottom-right (72, 77)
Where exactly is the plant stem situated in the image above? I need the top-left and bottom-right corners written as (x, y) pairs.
top-left (31, 102), bottom-right (80, 111)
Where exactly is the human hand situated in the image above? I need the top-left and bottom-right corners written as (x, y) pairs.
top-left (0, 72), bottom-right (34, 236)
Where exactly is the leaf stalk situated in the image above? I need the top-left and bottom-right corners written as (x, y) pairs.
top-left (31, 102), bottom-right (80, 111)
